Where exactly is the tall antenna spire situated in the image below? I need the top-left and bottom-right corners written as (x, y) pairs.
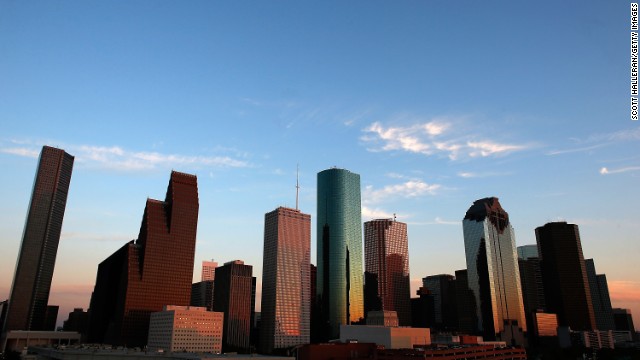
top-left (295, 164), bottom-right (300, 210)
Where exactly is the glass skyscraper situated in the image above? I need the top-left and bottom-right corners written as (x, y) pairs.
top-left (3, 146), bottom-right (74, 334)
top-left (317, 168), bottom-right (363, 339)
top-left (260, 207), bottom-right (311, 354)
top-left (462, 197), bottom-right (527, 345)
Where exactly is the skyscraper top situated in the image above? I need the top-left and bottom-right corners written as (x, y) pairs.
top-left (463, 197), bottom-right (510, 232)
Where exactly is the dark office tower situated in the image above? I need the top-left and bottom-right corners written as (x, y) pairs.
top-left (536, 222), bottom-right (596, 331)
top-left (613, 309), bottom-right (636, 336)
top-left (516, 245), bottom-right (545, 337)
top-left (260, 207), bottom-right (311, 354)
top-left (585, 259), bottom-right (615, 331)
top-left (422, 274), bottom-right (456, 330)
top-left (411, 287), bottom-right (435, 328)
top-left (214, 260), bottom-right (256, 353)
top-left (63, 308), bottom-right (89, 334)
top-left (454, 269), bottom-right (478, 335)
top-left (317, 168), bottom-right (364, 339)
top-left (190, 280), bottom-right (215, 311)
top-left (363, 219), bottom-right (411, 326)
top-left (462, 198), bottom-right (527, 344)
top-left (43, 305), bottom-right (59, 331)
top-left (3, 147), bottom-right (74, 335)
top-left (87, 171), bottom-right (198, 347)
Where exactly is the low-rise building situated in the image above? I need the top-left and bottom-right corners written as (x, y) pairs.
top-left (340, 325), bottom-right (430, 349)
top-left (147, 306), bottom-right (223, 353)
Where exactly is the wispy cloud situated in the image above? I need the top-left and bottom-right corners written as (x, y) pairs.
top-left (363, 180), bottom-right (441, 204)
top-left (599, 166), bottom-right (640, 175)
top-left (457, 171), bottom-right (511, 178)
top-left (0, 141), bottom-right (251, 172)
top-left (362, 206), bottom-right (395, 220)
top-left (362, 118), bottom-right (528, 160)
top-left (548, 127), bottom-right (640, 156)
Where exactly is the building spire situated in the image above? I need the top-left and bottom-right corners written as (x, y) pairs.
top-left (296, 164), bottom-right (300, 210)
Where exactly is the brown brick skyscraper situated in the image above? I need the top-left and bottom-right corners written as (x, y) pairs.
top-left (3, 146), bottom-right (73, 334)
top-left (87, 171), bottom-right (199, 347)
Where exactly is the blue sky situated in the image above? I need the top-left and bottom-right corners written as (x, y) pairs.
top-left (1, 1), bottom-right (638, 328)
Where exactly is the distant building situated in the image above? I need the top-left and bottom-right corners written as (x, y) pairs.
top-left (44, 306), bottom-right (59, 331)
top-left (453, 269), bottom-right (477, 335)
top-left (317, 168), bottom-right (364, 339)
top-left (585, 259), bottom-right (615, 331)
top-left (536, 222), bottom-right (596, 331)
top-left (213, 260), bottom-right (256, 353)
top-left (191, 281), bottom-right (215, 311)
top-left (410, 287), bottom-right (434, 329)
top-left (260, 207), bottom-right (311, 354)
top-left (462, 198), bottom-right (527, 345)
top-left (421, 274), bottom-right (456, 330)
top-left (202, 260), bottom-right (218, 282)
top-left (366, 311), bottom-right (398, 327)
top-left (3, 146), bottom-right (74, 337)
top-left (87, 171), bottom-right (199, 347)
top-left (516, 244), bottom-right (538, 260)
top-left (517, 246), bottom-right (545, 336)
top-left (613, 308), bottom-right (636, 339)
top-left (340, 325), bottom-right (430, 349)
top-left (364, 219), bottom-right (411, 327)
top-left (147, 305), bottom-right (223, 353)
top-left (63, 308), bottom-right (88, 335)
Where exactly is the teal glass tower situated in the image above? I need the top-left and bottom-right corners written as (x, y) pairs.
top-left (317, 168), bottom-right (364, 339)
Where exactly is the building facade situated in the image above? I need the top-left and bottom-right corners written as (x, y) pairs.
top-left (147, 306), bottom-right (223, 353)
top-left (260, 207), bottom-right (311, 354)
top-left (462, 197), bottom-right (527, 344)
top-left (213, 260), bottom-right (256, 353)
top-left (364, 219), bottom-right (411, 326)
top-left (585, 259), bottom-right (615, 331)
top-left (3, 146), bottom-right (74, 335)
top-left (536, 222), bottom-right (596, 331)
top-left (87, 171), bottom-right (199, 347)
top-left (316, 168), bottom-right (364, 339)
top-left (421, 274), bottom-right (456, 330)
top-left (202, 260), bottom-right (218, 282)
top-left (191, 281), bottom-right (215, 311)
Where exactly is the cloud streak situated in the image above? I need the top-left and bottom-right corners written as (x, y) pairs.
top-left (362, 119), bottom-right (528, 160)
top-left (599, 166), bottom-right (640, 175)
top-left (548, 127), bottom-right (640, 156)
top-left (1, 142), bottom-right (251, 172)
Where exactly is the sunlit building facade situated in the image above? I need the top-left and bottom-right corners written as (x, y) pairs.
top-left (3, 146), bottom-right (74, 336)
top-left (364, 219), bottom-right (411, 326)
top-left (462, 197), bottom-right (526, 345)
top-left (148, 306), bottom-right (223, 353)
top-left (317, 168), bottom-right (364, 339)
top-left (202, 260), bottom-right (218, 282)
top-left (87, 171), bottom-right (199, 347)
top-left (260, 207), bottom-right (311, 354)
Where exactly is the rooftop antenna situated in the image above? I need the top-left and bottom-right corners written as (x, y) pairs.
top-left (296, 164), bottom-right (300, 210)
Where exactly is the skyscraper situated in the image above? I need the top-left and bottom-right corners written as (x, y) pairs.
top-left (87, 171), bottom-right (199, 347)
top-left (3, 146), bottom-right (74, 334)
top-left (516, 245), bottom-right (545, 337)
top-left (462, 197), bottom-right (527, 344)
top-left (364, 219), bottom-right (411, 326)
top-left (585, 259), bottom-right (615, 331)
top-left (260, 207), bottom-right (311, 354)
top-left (202, 260), bottom-right (218, 281)
top-left (317, 168), bottom-right (364, 339)
top-left (421, 274), bottom-right (456, 330)
top-left (536, 222), bottom-right (596, 331)
top-left (213, 260), bottom-right (256, 353)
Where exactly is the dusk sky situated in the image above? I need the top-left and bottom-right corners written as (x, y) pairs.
top-left (1, 1), bottom-right (638, 329)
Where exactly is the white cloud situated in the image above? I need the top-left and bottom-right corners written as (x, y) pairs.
top-left (457, 171), bottom-right (512, 178)
top-left (1, 142), bottom-right (250, 172)
top-left (362, 119), bottom-right (527, 160)
top-left (599, 166), bottom-right (640, 175)
top-left (363, 180), bottom-right (441, 204)
top-left (361, 206), bottom-right (395, 220)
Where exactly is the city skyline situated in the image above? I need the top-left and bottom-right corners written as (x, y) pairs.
top-left (0, 1), bottom-right (638, 331)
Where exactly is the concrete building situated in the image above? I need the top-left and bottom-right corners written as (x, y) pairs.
top-left (147, 306), bottom-right (223, 353)
top-left (365, 311), bottom-right (398, 327)
top-left (339, 325), bottom-right (430, 349)
top-left (260, 207), bottom-right (311, 354)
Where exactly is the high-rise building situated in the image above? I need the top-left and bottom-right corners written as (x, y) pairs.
top-left (421, 274), bottom-right (456, 330)
top-left (410, 287), bottom-right (435, 329)
top-left (87, 171), bottom-right (199, 347)
top-left (453, 269), bottom-right (477, 335)
top-left (260, 207), bottom-right (311, 354)
top-left (202, 260), bottom-right (218, 282)
top-left (364, 219), bottom-right (411, 326)
top-left (213, 260), bottom-right (256, 353)
top-left (536, 222), bottom-right (596, 331)
top-left (462, 197), bottom-right (527, 344)
top-left (585, 259), bottom-right (615, 331)
top-left (516, 245), bottom-right (545, 337)
top-left (3, 146), bottom-right (74, 336)
top-left (191, 280), bottom-right (215, 311)
top-left (316, 168), bottom-right (364, 339)
top-left (613, 308), bottom-right (636, 337)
